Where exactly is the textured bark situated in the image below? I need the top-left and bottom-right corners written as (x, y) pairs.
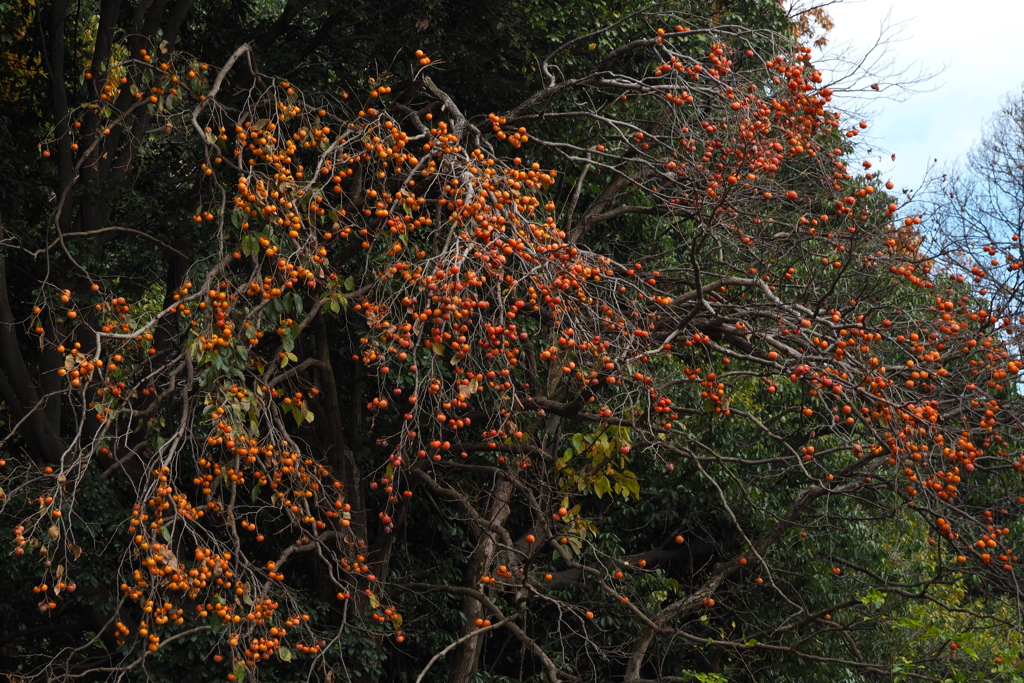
top-left (0, 256), bottom-right (65, 463)
top-left (447, 476), bottom-right (514, 683)
top-left (312, 314), bottom-right (367, 543)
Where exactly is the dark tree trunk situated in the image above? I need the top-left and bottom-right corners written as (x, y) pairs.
top-left (312, 314), bottom-right (367, 543)
top-left (0, 256), bottom-right (65, 464)
top-left (447, 476), bottom-right (514, 683)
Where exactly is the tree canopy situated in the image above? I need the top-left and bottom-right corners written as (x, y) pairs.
top-left (3, 1), bottom-right (1024, 682)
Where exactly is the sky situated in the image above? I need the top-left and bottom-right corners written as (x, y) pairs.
top-left (816, 0), bottom-right (1024, 193)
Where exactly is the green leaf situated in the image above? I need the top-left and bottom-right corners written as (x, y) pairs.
top-left (694, 674), bottom-right (728, 683)
top-left (241, 233), bottom-right (258, 257)
top-left (860, 588), bottom-right (886, 609)
top-left (278, 646), bottom-right (293, 662)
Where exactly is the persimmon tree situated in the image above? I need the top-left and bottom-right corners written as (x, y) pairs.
top-left (3, 2), bottom-right (1024, 682)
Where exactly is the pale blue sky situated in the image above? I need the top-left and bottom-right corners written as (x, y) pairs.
top-left (816, 0), bottom-right (1024, 193)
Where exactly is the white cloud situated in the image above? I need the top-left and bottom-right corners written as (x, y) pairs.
top-left (816, 0), bottom-right (1024, 191)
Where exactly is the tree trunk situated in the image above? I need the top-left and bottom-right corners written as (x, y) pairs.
top-left (312, 314), bottom-right (368, 544)
top-left (447, 475), bottom-right (514, 682)
top-left (0, 256), bottom-right (65, 464)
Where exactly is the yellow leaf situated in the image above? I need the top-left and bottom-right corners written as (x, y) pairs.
top-left (459, 377), bottom-right (479, 398)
